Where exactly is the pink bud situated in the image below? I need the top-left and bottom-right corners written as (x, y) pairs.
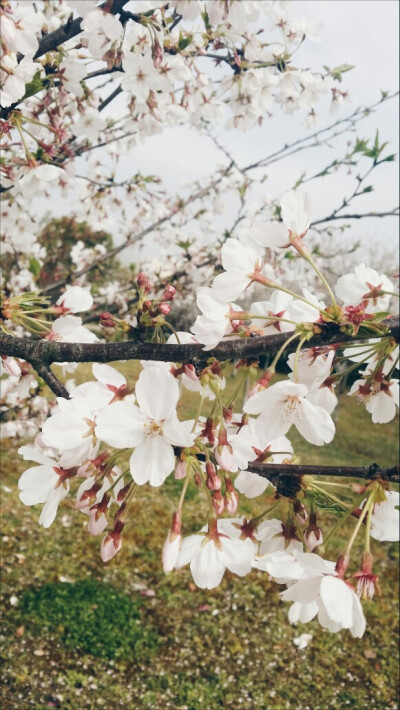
top-left (159, 303), bottom-right (171, 315)
top-left (1, 356), bottom-right (21, 377)
top-left (212, 490), bottom-right (224, 515)
top-left (162, 285), bottom-right (176, 302)
top-left (304, 528), bottom-right (323, 552)
top-left (99, 312), bottom-right (116, 328)
top-left (137, 272), bottom-right (151, 293)
top-left (174, 460), bottom-right (187, 479)
top-left (100, 532), bottom-right (122, 562)
top-left (293, 500), bottom-right (308, 526)
top-left (225, 490), bottom-right (238, 514)
top-left (88, 510), bottom-right (108, 536)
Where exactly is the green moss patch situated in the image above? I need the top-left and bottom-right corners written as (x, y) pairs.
top-left (18, 580), bottom-right (159, 661)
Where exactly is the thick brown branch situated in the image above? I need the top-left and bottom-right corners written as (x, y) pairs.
top-left (248, 462), bottom-right (400, 484)
top-left (0, 318), bottom-right (398, 369)
top-left (31, 362), bottom-right (70, 399)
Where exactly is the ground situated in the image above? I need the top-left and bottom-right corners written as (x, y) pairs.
top-left (0, 362), bottom-right (399, 709)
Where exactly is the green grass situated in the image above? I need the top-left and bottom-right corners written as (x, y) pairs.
top-left (0, 361), bottom-right (399, 708)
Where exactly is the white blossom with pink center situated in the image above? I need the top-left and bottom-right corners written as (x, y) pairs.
top-left (41, 398), bottom-right (99, 468)
top-left (335, 263), bottom-right (393, 313)
top-left (95, 367), bottom-right (194, 487)
top-left (18, 445), bottom-right (73, 528)
top-left (175, 519), bottom-right (254, 589)
top-left (70, 364), bottom-right (128, 411)
top-left (244, 380), bottom-right (335, 445)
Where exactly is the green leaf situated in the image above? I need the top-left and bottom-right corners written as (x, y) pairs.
top-left (28, 257), bottom-right (41, 277)
top-left (306, 490), bottom-right (347, 517)
top-left (178, 32), bottom-right (193, 51)
top-left (22, 71), bottom-right (44, 101)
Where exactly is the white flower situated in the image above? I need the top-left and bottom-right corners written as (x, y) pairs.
top-left (48, 315), bottom-right (98, 344)
top-left (81, 9), bottom-right (123, 57)
top-left (244, 380), bottom-right (335, 446)
top-left (369, 491), bottom-right (399, 542)
top-left (335, 263), bottom-right (393, 313)
top-left (250, 293), bottom-right (295, 335)
top-left (281, 575), bottom-right (366, 637)
top-left (280, 189), bottom-right (311, 237)
top-left (162, 532), bottom-right (182, 573)
top-left (211, 237), bottom-right (265, 302)
top-left (70, 364), bottom-right (128, 411)
top-left (18, 445), bottom-right (71, 527)
top-left (191, 288), bottom-right (236, 350)
top-left (0, 54), bottom-right (39, 107)
top-left (1, 356), bottom-right (21, 377)
top-left (349, 377), bottom-right (399, 423)
top-left (253, 549), bottom-right (335, 583)
top-left (95, 367), bottom-right (194, 487)
top-left (18, 164), bottom-right (63, 196)
top-left (74, 107), bottom-right (106, 142)
top-left (41, 398), bottom-right (99, 468)
top-left (56, 286), bottom-right (93, 313)
top-left (288, 349), bottom-right (338, 414)
top-left (256, 519), bottom-right (303, 556)
top-left (121, 53), bottom-right (164, 100)
top-left (175, 519), bottom-right (253, 589)
top-left (288, 288), bottom-right (325, 323)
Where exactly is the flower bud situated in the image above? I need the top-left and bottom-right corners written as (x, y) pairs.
top-left (335, 553), bottom-right (350, 578)
top-left (137, 272), bottom-right (152, 293)
top-left (88, 510), bottom-right (108, 536)
top-left (215, 444), bottom-right (234, 472)
top-left (174, 459), bottom-right (187, 480)
top-left (162, 285), bottom-right (176, 302)
top-left (212, 490), bottom-right (224, 515)
top-left (99, 312), bottom-right (117, 328)
top-left (293, 500), bottom-right (308, 526)
top-left (159, 302), bottom-right (171, 316)
top-left (304, 513), bottom-right (323, 551)
top-left (205, 462), bottom-right (222, 491)
top-left (100, 531), bottom-right (122, 562)
top-left (1, 355), bottom-right (21, 377)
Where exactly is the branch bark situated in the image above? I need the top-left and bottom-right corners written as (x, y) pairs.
top-left (1, 318), bottom-right (398, 369)
top-left (247, 462), bottom-right (400, 485)
top-left (32, 0), bottom-right (131, 61)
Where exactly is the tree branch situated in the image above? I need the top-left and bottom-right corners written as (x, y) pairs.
top-left (31, 361), bottom-right (70, 399)
top-left (32, 0), bottom-right (131, 61)
top-left (1, 318), bottom-right (398, 371)
top-left (247, 462), bottom-right (400, 487)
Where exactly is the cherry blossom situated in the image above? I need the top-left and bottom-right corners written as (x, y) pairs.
top-left (335, 263), bottom-right (393, 313)
top-left (368, 491), bottom-right (399, 542)
top-left (56, 286), bottom-right (93, 314)
top-left (18, 445), bottom-right (73, 528)
top-left (349, 376), bottom-right (399, 423)
top-left (41, 398), bottom-right (99, 468)
top-left (95, 367), bottom-right (194, 486)
top-left (175, 518), bottom-right (254, 589)
top-left (244, 380), bottom-right (335, 446)
top-left (281, 575), bottom-right (366, 637)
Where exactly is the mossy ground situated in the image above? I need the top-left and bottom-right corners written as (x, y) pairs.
top-left (0, 361), bottom-right (399, 709)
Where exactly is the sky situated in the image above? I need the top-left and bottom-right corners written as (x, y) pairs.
top-left (34, 0), bottom-right (400, 265)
